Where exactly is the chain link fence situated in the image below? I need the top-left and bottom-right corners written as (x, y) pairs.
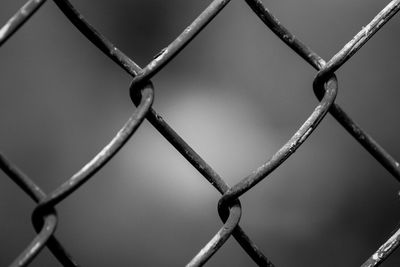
top-left (1, 0), bottom-right (400, 266)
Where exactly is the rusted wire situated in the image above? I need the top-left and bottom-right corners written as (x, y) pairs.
top-left (1, 0), bottom-right (400, 266)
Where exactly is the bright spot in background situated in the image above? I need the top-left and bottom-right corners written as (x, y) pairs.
top-left (1, 0), bottom-right (400, 265)
top-left (121, 82), bottom-right (279, 212)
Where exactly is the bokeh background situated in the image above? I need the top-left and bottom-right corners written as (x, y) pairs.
top-left (1, 0), bottom-right (400, 266)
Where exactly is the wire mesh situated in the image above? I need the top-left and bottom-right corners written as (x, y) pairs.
top-left (1, 0), bottom-right (400, 266)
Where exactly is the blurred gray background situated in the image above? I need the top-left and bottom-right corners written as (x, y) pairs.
top-left (0, 0), bottom-right (400, 266)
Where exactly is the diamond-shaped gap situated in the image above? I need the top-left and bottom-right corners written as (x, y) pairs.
top-left (45, 1), bottom-right (260, 262)
top-left (115, 1), bottom-right (343, 266)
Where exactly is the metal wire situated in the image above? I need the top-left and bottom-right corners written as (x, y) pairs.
top-left (1, 0), bottom-right (400, 266)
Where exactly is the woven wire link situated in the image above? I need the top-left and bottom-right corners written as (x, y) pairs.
top-left (1, 0), bottom-right (400, 266)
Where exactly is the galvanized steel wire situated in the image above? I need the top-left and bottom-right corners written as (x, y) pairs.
top-left (1, 0), bottom-right (400, 266)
